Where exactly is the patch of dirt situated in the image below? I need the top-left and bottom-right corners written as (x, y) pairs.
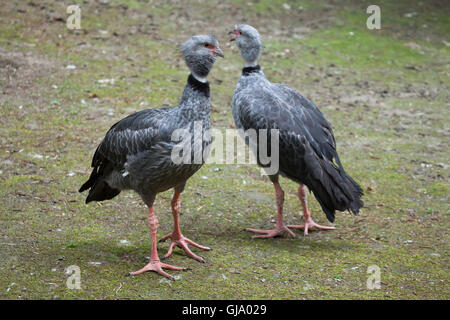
top-left (0, 47), bottom-right (56, 105)
top-left (140, 0), bottom-right (341, 45)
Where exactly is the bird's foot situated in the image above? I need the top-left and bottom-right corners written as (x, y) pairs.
top-left (128, 260), bottom-right (187, 280)
top-left (246, 225), bottom-right (296, 239)
top-left (159, 233), bottom-right (210, 263)
top-left (288, 217), bottom-right (335, 236)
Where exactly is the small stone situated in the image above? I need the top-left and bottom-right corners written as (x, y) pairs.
top-left (98, 79), bottom-right (115, 84)
top-left (159, 278), bottom-right (172, 284)
top-left (430, 253), bottom-right (441, 257)
top-left (29, 153), bottom-right (43, 160)
top-left (119, 239), bottom-right (131, 246)
top-left (404, 12), bottom-right (417, 18)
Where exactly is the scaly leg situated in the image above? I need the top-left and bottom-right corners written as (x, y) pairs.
top-left (160, 191), bottom-right (210, 263)
top-left (288, 185), bottom-right (336, 235)
top-left (128, 206), bottom-right (187, 280)
top-left (246, 182), bottom-right (296, 238)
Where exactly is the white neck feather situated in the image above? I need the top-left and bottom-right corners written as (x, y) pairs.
top-left (245, 61), bottom-right (258, 67)
top-left (192, 72), bottom-right (207, 83)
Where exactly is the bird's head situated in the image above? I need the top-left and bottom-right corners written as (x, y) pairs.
top-left (229, 24), bottom-right (262, 65)
top-left (180, 34), bottom-right (224, 79)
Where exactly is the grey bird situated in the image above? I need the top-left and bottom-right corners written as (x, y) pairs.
top-left (79, 34), bottom-right (224, 279)
top-left (230, 24), bottom-right (363, 237)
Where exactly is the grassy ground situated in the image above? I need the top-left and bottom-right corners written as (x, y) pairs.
top-left (0, 0), bottom-right (448, 299)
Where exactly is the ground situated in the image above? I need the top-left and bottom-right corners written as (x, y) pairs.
top-left (0, 0), bottom-right (448, 299)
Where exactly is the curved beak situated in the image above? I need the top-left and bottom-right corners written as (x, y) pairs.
top-left (213, 46), bottom-right (224, 58)
top-left (228, 29), bottom-right (236, 42)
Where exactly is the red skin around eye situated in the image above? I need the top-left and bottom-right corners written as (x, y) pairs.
top-left (206, 44), bottom-right (215, 49)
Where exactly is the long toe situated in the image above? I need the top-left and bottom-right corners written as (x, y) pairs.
top-left (184, 237), bottom-right (211, 251)
top-left (128, 260), bottom-right (187, 280)
top-left (161, 233), bottom-right (210, 262)
top-left (288, 219), bottom-right (335, 235)
top-left (246, 226), bottom-right (296, 238)
top-left (159, 233), bottom-right (172, 243)
top-left (178, 240), bottom-right (206, 263)
top-left (162, 242), bottom-right (177, 260)
top-left (160, 262), bottom-right (188, 271)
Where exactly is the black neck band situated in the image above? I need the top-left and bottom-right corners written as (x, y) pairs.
top-left (188, 74), bottom-right (210, 97)
top-left (242, 65), bottom-right (261, 76)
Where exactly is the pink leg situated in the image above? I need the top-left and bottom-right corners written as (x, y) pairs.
top-left (246, 182), bottom-right (296, 239)
top-left (288, 185), bottom-right (335, 235)
top-left (128, 206), bottom-right (187, 280)
top-left (160, 191), bottom-right (210, 263)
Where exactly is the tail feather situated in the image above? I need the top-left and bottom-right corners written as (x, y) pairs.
top-left (308, 158), bottom-right (364, 223)
top-left (85, 179), bottom-right (120, 204)
top-left (79, 166), bottom-right (99, 193)
top-left (79, 159), bottom-right (120, 204)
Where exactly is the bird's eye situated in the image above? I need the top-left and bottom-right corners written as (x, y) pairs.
top-left (236, 30), bottom-right (241, 35)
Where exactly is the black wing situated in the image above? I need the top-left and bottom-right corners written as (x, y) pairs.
top-left (93, 107), bottom-right (174, 168)
top-left (236, 83), bottom-right (363, 222)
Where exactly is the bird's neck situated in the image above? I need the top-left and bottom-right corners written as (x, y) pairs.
top-left (244, 60), bottom-right (258, 68)
top-left (242, 64), bottom-right (262, 77)
top-left (186, 74), bottom-right (210, 96)
top-left (179, 74), bottom-right (210, 106)
top-left (192, 72), bottom-right (207, 83)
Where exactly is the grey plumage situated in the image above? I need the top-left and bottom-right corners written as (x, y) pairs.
top-left (232, 25), bottom-right (363, 223)
top-left (80, 35), bottom-right (223, 277)
top-left (233, 24), bottom-right (263, 65)
top-left (181, 34), bottom-right (222, 78)
top-left (80, 35), bottom-right (221, 208)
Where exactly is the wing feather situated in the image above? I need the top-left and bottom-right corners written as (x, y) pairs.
top-left (236, 82), bottom-right (339, 171)
top-left (92, 108), bottom-right (173, 168)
